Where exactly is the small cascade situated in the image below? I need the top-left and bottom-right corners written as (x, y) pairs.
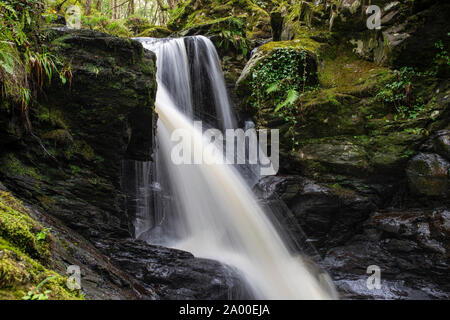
top-left (130, 36), bottom-right (337, 300)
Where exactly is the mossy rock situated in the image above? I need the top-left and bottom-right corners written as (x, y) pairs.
top-left (0, 190), bottom-right (51, 261)
top-left (0, 190), bottom-right (83, 300)
top-left (0, 154), bottom-right (43, 181)
top-left (175, 16), bottom-right (246, 37)
top-left (125, 16), bottom-right (153, 36)
top-left (0, 248), bottom-right (82, 300)
top-left (294, 138), bottom-right (370, 176)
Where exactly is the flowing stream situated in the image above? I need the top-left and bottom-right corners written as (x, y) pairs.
top-left (133, 36), bottom-right (337, 300)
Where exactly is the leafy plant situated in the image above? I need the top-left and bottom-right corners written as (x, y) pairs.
top-left (22, 275), bottom-right (56, 300)
top-left (36, 228), bottom-right (50, 241)
top-left (0, 0), bottom-right (69, 111)
top-left (375, 67), bottom-right (428, 120)
top-left (215, 17), bottom-right (249, 58)
top-left (250, 48), bottom-right (316, 150)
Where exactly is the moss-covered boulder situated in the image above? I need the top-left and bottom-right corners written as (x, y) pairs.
top-left (236, 40), bottom-right (320, 113)
top-left (406, 153), bottom-right (450, 197)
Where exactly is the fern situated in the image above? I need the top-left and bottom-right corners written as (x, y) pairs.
top-left (275, 89), bottom-right (299, 112)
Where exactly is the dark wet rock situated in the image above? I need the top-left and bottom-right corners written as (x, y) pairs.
top-left (46, 28), bottom-right (156, 163)
top-left (336, 1), bottom-right (450, 70)
top-left (96, 239), bottom-right (250, 300)
top-left (255, 175), bottom-right (377, 248)
top-left (406, 153), bottom-right (449, 197)
top-left (320, 207), bottom-right (450, 299)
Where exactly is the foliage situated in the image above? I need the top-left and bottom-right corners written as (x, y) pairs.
top-left (22, 275), bottom-right (55, 300)
top-left (250, 48), bottom-right (315, 150)
top-left (0, 190), bottom-right (50, 260)
top-left (375, 34), bottom-right (448, 121)
top-left (214, 17), bottom-right (249, 57)
top-left (0, 0), bottom-right (69, 111)
top-left (81, 12), bottom-right (133, 37)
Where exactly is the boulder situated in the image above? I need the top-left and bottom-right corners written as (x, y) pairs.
top-left (434, 130), bottom-right (450, 161)
top-left (98, 239), bottom-right (251, 300)
top-left (406, 153), bottom-right (449, 197)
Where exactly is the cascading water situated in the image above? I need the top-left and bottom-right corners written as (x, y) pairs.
top-left (134, 36), bottom-right (338, 300)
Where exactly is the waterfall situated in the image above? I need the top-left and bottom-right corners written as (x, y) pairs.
top-left (134, 36), bottom-right (337, 300)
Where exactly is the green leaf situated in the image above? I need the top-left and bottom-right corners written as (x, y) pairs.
top-left (275, 89), bottom-right (299, 112)
top-left (266, 82), bottom-right (279, 94)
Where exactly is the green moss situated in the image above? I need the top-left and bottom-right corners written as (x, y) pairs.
top-left (35, 106), bottom-right (68, 130)
top-left (42, 129), bottom-right (73, 146)
top-left (0, 247), bottom-right (82, 300)
top-left (259, 39), bottom-right (321, 55)
top-left (0, 191), bottom-right (82, 300)
top-left (0, 154), bottom-right (43, 180)
top-left (137, 26), bottom-right (172, 38)
top-left (0, 191), bottom-right (50, 262)
top-left (318, 46), bottom-right (389, 94)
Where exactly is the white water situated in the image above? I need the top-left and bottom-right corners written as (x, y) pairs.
top-left (137, 36), bottom-right (337, 300)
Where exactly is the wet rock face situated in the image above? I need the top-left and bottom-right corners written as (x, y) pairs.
top-left (255, 175), bottom-right (377, 248)
top-left (256, 175), bottom-right (450, 299)
top-left (321, 208), bottom-right (450, 299)
top-left (406, 153), bottom-right (449, 197)
top-left (97, 239), bottom-right (251, 300)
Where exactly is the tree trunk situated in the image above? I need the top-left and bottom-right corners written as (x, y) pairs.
top-left (85, 0), bottom-right (92, 15)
